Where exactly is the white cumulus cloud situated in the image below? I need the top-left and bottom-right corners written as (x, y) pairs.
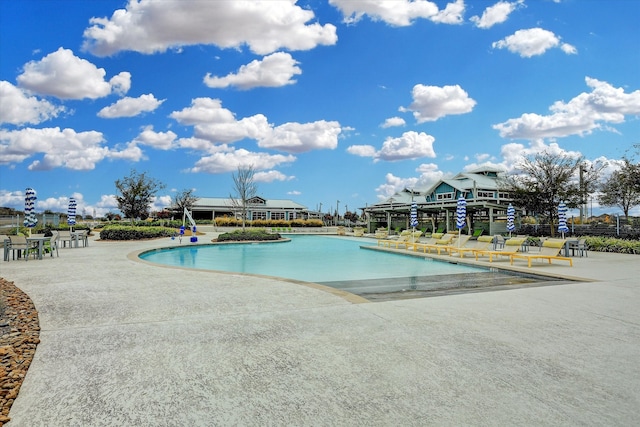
top-left (188, 148), bottom-right (296, 174)
top-left (254, 170), bottom-right (294, 183)
top-left (258, 120), bottom-right (342, 153)
top-left (377, 131), bottom-right (436, 161)
top-left (170, 98), bottom-right (271, 143)
top-left (330, 0), bottom-right (464, 26)
top-left (133, 126), bottom-right (177, 150)
top-left (98, 94), bottom-right (165, 118)
top-left (492, 28), bottom-right (576, 57)
top-left (493, 77), bottom-right (640, 139)
top-left (348, 131), bottom-right (436, 162)
top-left (381, 116), bottom-right (406, 128)
top-left (0, 81), bottom-right (65, 125)
top-left (0, 127), bottom-right (106, 170)
top-left (0, 126), bottom-right (144, 169)
top-left (16, 48), bottom-right (130, 99)
top-left (375, 173), bottom-right (419, 199)
top-left (431, 0), bottom-right (465, 24)
top-left (400, 84), bottom-right (476, 123)
top-left (470, 0), bottom-right (523, 29)
top-left (204, 52), bottom-right (302, 90)
top-left (347, 144), bottom-right (378, 157)
top-left (82, 0), bottom-right (337, 56)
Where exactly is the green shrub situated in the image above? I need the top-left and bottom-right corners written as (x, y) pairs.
top-left (138, 219), bottom-right (183, 228)
top-left (215, 217), bottom-right (242, 227)
top-left (217, 229), bottom-right (281, 242)
top-left (100, 225), bottom-right (175, 240)
top-left (584, 236), bottom-right (640, 255)
top-left (214, 218), bottom-right (323, 228)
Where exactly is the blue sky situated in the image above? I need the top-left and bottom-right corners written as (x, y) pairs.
top-left (1, 0), bottom-right (639, 218)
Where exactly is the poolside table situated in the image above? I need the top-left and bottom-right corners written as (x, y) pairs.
top-left (26, 236), bottom-right (51, 260)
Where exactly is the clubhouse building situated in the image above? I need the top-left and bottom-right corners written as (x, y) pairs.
top-left (363, 166), bottom-right (515, 235)
top-left (190, 196), bottom-right (313, 222)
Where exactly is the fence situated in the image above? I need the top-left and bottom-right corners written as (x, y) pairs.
top-left (0, 214), bottom-right (62, 232)
top-left (518, 221), bottom-right (640, 239)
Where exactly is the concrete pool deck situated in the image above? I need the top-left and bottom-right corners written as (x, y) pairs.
top-left (2, 232), bottom-right (639, 426)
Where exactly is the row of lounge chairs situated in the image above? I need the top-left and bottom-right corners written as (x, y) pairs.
top-left (377, 232), bottom-right (574, 268)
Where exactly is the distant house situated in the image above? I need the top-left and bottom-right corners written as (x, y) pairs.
top-left (190, 196), bottom-right (308, 221)
top-left (364, 166), bottom-right (515, 235)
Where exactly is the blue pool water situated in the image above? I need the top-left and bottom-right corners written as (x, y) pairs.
top-left (140, 235), bottom-right (565, 300)
top-left (141, 235), bottom-right (479, 282)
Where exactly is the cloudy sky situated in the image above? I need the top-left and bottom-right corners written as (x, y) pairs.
top-left (1, 0), bottom-right (639, 218)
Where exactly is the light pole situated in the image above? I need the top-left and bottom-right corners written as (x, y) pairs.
top-left (336, 200), bottom-right (340, 226)
top-left (579, 163), bottom-right (588, 224)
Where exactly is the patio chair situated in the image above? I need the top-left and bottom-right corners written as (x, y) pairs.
top-left (493, 235), bottom-right (505, 250)
top-left (448, 235), bottom-right (493, 258)
top-left (433, 234), bottom-right (472, 256)
top-left (7, 235), bottom-right (37, 261)
top-left (378, 230), bottom-right (412, 248)
top-left (1, 235), bottom-right (9, 261)
top-left (413, 233), bottom-right (456, 254)
top-left (474, 237), bottom-right (527, 262)
top-left (58, 230), bottom-right (75, 248)
top-left (392, 231), bottom-right (423, 249)
top-left (374, 228), bottom-right (389, 239)
top-left (510, 239), bottom-right (573, 267)
top-left (44, 231), bottom-right (59, 257)
top-left (568, 238), bottom-right (588, 257)
top-left (75, 230), bottom-right (89, 247)
top-left (470, 229), bottom-right (484, 240)
top-left (409, 232), bottom-right (442, 251)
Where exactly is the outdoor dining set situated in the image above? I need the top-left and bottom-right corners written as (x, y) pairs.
top-left (2, 229), bottom-right (89, 262)
top-left (2, 189), bottom-right (88, 261)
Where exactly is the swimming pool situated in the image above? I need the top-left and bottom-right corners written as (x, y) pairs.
top-left (140, 235), bottom-right (566, 300)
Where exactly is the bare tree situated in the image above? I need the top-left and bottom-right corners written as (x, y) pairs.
top-left (230, 165), bottom-right (257, 230)
top-left (172, 189), bottom-right (199, 217)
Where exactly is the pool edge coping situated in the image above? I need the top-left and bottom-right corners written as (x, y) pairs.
top-left (126, 237), bottom-right (595, 306)
top-left (128, 243), bottom-right (371, 305)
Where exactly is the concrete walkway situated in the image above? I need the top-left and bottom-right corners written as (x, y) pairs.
top-left (2, 233), bottom-right (639, 426)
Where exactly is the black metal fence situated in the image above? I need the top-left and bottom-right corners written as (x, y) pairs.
top-left (518, 223), bottom-right (640, 239)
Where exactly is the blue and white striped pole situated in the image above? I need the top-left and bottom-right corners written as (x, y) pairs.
top-left (68, 198), bottom-right (77, 230)
top-left (23, 188), bottom-right (38, 234)
top-left (506, 203), bottom-right (515, 237)
top-left (456, 196), bottom-right (467, 247)
top-left (558, 201), bottom-right (569, 239)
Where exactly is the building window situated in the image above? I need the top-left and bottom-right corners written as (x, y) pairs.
top-left (271, 212), bottom-right (285, 220)
top-left (248, 197), bottom-right (265, 205)
top-left (252, 211), bottom-right (266, 220)
top-left (498, 192), bottom-right (510, 199)
top-left (437, 193), bottom-right (454, 200)
top-left (477, 191), bottom-right (495, 198)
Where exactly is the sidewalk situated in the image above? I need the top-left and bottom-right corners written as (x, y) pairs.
top-left (2, 234), bottom-right (639, 426)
